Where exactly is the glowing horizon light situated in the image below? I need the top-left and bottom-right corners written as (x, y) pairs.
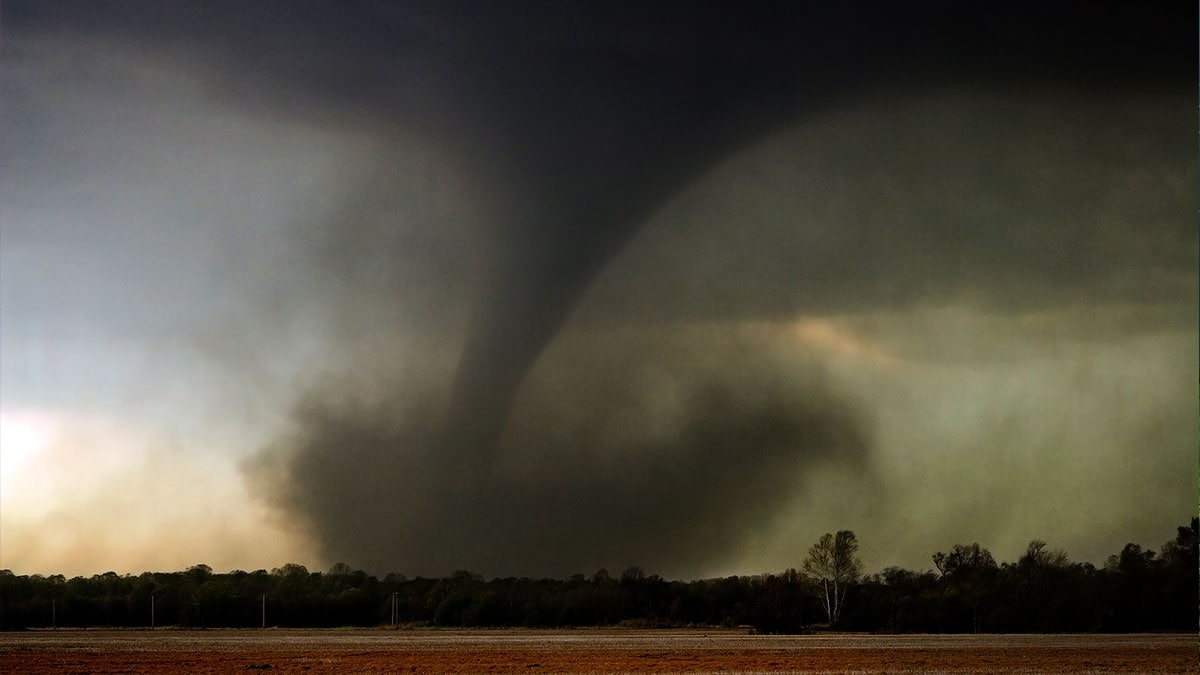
top-left (0, 407), bottom-right (314, 576)
top-left (0, 409), bottom-right (59, 503)
top-left (789, 318), bottom-right (903, 368)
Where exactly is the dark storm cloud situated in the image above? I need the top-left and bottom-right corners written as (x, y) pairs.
top-left (5, 1), bottom-right (1194, 575)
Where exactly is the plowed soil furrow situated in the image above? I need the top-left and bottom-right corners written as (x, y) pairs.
top-left (1, 630), bottom-right (1194, 674)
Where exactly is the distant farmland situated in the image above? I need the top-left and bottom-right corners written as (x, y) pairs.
top-left (1, 629), bottom-right (1196, 674)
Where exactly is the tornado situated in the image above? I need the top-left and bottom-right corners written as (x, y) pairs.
top-left (437, 51), bottom-right (812, 470)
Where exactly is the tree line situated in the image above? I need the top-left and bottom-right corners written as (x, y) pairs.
top-left (1, 519), bottom-right (1194, 633)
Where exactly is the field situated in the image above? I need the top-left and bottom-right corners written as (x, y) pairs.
top-left (1, 629), bottom-right (1195, 674)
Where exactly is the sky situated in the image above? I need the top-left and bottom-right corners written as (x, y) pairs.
top-left (1, 1), bottom-right (1196, 579)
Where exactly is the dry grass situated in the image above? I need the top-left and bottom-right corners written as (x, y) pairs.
top-left (1, 628), bottom-right (1195, 673)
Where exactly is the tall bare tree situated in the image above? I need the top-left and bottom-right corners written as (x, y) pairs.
top-left (802, 530), bottom-right (863, 626)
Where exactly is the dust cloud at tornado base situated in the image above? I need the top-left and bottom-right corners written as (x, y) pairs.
top-left (250, 329), bottom-right (872, 578)
top-left (246, 90), bottom-right (1196, 578)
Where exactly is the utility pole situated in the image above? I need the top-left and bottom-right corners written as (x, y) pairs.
top-left (150, 592), bottom-right (155, 629)
top-left (261, 593), bottom-right (266, 629)
top-left (391, 592), bottom-right (398, 627)
top-left (52, 598), bottom-right (56, 629)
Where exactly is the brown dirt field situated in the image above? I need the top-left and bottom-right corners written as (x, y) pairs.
top-left (1, 629), bottom-right (1195, 674)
